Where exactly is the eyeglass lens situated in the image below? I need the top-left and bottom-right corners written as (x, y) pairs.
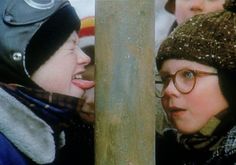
top-left (155, 69), bottom-right (196, 97)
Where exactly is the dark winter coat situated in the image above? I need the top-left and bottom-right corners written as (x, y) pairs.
top-left (0, 84), bottom-right (94, 165)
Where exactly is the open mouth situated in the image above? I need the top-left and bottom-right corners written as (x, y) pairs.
top-left (72, 73), bottom-right (95, 89)
top-left (72, 73), bottom-right (82, 80)
top-left (167, 107), bottom-right (186, 117)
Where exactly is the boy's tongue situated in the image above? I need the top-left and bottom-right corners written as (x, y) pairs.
top-left (72, 79), bottom-right (95, 90)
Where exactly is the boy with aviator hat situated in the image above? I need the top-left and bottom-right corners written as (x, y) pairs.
top-left (0, 0), bottom-right (94, 164)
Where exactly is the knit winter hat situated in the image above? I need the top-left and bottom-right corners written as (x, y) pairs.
top-left (0, 0), bottom-right (80, 86)
top-left (156, 0), bottom-right (236, 72)
top-left (78, 16), bottom-right (95, 50)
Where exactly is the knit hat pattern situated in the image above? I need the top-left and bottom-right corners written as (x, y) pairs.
top-left (157, 0), bottom-right (236, 71)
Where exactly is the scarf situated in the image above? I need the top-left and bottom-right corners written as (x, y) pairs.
top-left (179, 112), bottom-right (235, 152)
top-left (1, 83), bottom-right (86, 130)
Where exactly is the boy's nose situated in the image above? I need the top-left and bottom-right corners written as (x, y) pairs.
top-left (163, 79), bottom-right (180, 97)
top-left (76, 47), bottom-right (91, 65)
top-left (190, 0), bottom-right (204, 12)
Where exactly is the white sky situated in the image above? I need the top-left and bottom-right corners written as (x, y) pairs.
top-left (69, 0), bottom-right (95, 18)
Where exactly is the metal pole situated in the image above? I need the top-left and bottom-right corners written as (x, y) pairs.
top-left (95, 0), bottom-right (156, 164)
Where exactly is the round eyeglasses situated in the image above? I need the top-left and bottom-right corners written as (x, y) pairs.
top-left (155, 69), bottom-right (218, 98)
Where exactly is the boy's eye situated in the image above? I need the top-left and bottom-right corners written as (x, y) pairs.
top-left (180, 70), bottom-right (195, 80)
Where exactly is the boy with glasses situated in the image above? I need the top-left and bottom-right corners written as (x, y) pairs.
top-left (156, 0), bottom-right (236, 164)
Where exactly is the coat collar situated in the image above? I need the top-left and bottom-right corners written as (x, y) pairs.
top-left (0, 88), bottom-right (55, 164)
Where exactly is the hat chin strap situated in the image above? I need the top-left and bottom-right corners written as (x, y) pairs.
top-left (22, 53), bottom-right (31, 78)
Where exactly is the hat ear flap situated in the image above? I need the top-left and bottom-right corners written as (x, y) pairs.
top-left (218, 69), bottom-right (236, 113)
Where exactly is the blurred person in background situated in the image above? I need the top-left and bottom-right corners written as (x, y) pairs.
top-left (165, 0), bottom-right (224, 33)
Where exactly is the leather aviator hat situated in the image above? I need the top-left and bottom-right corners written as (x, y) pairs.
top-left (0, 0), bottom-right (80, 87)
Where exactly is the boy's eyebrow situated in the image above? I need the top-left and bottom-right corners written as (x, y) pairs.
top-left (158, 71), bottom-right (170, 76)
top-left (159, 67), bottom-right (194, 75)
